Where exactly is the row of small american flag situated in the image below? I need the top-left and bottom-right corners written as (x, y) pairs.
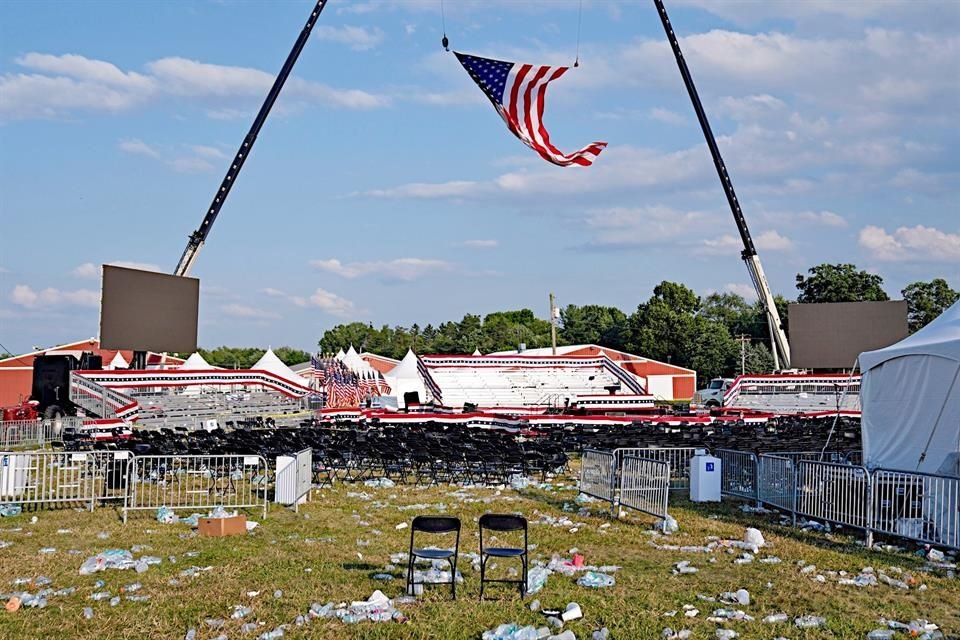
top-left (309, 355), bottom-right (390, 408)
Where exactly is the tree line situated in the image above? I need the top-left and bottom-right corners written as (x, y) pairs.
top-left (315, 264), bottom-right (957, 385)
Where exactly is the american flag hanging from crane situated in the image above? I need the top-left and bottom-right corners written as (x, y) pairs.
top-left (454, 51), bottom-right (607, 167)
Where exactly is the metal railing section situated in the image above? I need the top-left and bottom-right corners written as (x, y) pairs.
top-left (123, 454), bottom-right (268, 522)
top-left (717, 449), bottom-right (758, 501)
top-left (872, 468), bottom-right (959, 550)
top-left (618, 455), bottom-right (670, 522)
top-left (613, 447), bottom-right (703, 492)
top-left (579, 448), bottom-right (615, 504)
top-left (0, 451), bottom-right (97, 510)
top-left (795, 460), bottom-right (871, 531)
top-left (757, 454), bottom-right (796, 514)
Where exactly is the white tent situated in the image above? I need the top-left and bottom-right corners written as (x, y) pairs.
top-left (252, 348), bottom-right (310, 389)
top-left (860, 301), bottom-right (960, 476)
top-left (180, 352), bottom-right (216, 370)
top-left (106, 352), bottom-right (129, 370)
top-left (385, 349), bottom-right (426, 408)
top-left (342, 345), bottom-right (375, 375)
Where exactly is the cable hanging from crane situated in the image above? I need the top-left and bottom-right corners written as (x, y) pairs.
top-left (440, 0), bottom-right (449, 51)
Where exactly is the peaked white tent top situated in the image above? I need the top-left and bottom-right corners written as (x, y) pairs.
top-left (107, 352), bottom-right (129, 370)
top-left (342, 345), bottom-right (374, 375)
top-left (180, 352), bottom-right (215, 370)
top-left (387, 349), bottom-right (421, 380)
top-left (472, 348), bottom-right (482, 356)
top-left (253, 348), bottom-right (309, 387)
top-left (334, 348), bottom-right (346, 361)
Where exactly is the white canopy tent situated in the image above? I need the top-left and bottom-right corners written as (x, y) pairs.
top-left (341, 345), bottom-right (375, 376)
top-left (180, 352), bottom-right (216, 370)
top-left (860, 301), bottom-right (960, 476)
top-left (252, 348), bottom-right (311, 389)
top-left (106, 352), bottom-right (129, 370)
top-left (385, 349), bottom-right (426, 408)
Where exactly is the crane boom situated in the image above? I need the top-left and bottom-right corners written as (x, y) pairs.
top-left (174, 0), bottom-right (329, 277)
top-left (652, 0), bottom-right (791, 369)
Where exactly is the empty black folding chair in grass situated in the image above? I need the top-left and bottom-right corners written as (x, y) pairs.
top-left (479, 513), bottom-right (528, 599)
top-left (406, 515), bottom-right (461, 599)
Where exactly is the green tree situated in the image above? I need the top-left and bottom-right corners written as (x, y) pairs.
top-left (700, 292), bottom-right (757, 338)
top-left (902, 278), bottom-right (959, 332)
top-left (795, 263), bottom-right (888, 303)
top-left (273, 346), bottom-right (311, 366)
top-left (318, 322), bottom-right (378, 355)
top-left (688, 318), bottom-right (739, 384)
top-left (622, 282), bottom-right (702, 367)
top-left (559, 304), bottom-right (627, 346)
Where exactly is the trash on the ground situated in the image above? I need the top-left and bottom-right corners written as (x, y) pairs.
top-left (363, 478), bottom-right (395, 488)
top-left (561, 602), bottom-right (582, 622)
top-left (743, 528), bottom-right (765, 547)
top-left (794, 615), bottom-right (826, 628)
top-left (762, 613), bottom-right (788, 624)
top-left (576, 571), bottom-right (615, 588)
top-left (482, 623), bottom-right (548, 640)
top-left (716, 630), bottom-right (738, 639)
top-left (662, 515), bottom-right (679, 534)
top-left (673, 561), bottom-right (698, 575)
top-left (0, 505), bottom-right (22, 518)
top-left (718, 589), bottom-right (749, 606)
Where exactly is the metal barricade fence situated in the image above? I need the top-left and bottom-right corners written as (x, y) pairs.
top-left (613, 447), bottom-right (703, 492)
top-left (0, 420), bottom-right (60, 449)
top-left (0, 451), bottom-right (97, 510)
top-left (717, 449), bottom-right (758, 501)
top-left (758, 454), bottom-right (797, 514)
top-left (123, 454), bottom-right (269, 522)
top-left (795, 460), bottom-right (872, 534)
top-left (618, 455), bottom-right (670, 522)
top-left (579, 449), bottom-right (615, 505)
top-left (872, 468), bottom-right (959, 550)
top-left (275, 448), bottom-right (311, 512)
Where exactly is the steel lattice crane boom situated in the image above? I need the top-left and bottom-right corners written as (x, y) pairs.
top-left (653, 0), bottom-right (791, 369)
top-left (174, 0), bottom-right (329, 277)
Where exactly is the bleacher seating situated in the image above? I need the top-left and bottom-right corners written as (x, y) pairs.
top-left (423, 357), bottom-right (626, 408)
top-left (133, 390), bottom-right (306, 431)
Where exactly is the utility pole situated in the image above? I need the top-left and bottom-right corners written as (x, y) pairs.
top-left (549, 293), bottom-right (558, 355)
top-left (737, 334), bottom-right (751, 375)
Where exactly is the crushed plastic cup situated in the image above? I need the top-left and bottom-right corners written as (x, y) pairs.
top-left (561, 602), bottom-right (582, 622)
top-left (82, 607), bottom-right (94, 619)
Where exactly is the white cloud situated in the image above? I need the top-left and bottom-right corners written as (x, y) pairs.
top-left (291, 288), bottom-right (356, 317)
top-left (648, 107), bottom-right (687, 126)
top-left (698, 234), bottom-right (743, 256)
top-left (189, 145), bottom-right (227, 160)
top-left (220, 303), bottom-right (279, 320)
top-left (310, 257), bottom-right (449, 281)
top-left (72, 263), bottom-right (98, 279)
top-left (859, 224), bottom-right (960, 262)
top-left (118, 138), bottom-right (160, 158)
top-left (10, 284), bottom-right (99, 308)
top-left (725, 283), bottom-right (758, 301)
top-left (793, 211), bottom-right (847, 228)
top-left (260, 288), bottom-right (288, 297)
top-left (169, 156), bottom-right (215, 174)
top-left (405, 24), bottom-right (417, 35)
top-left (755, 230), bottom-right (793, 250)
top-left (461, 239), bottom-right (498, 248)
top-left (583, 206), bottom-right (716, 249)
top-left (1, 52), bottom-right (389, 121)
top-left (315, 25), bottom-right (385, 51)
top-left (364, 180), bottom-right (483, 199)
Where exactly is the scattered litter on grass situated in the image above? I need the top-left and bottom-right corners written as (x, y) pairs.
top-left (363, 478), bottom-right (395, 488)
top-left (0, 505), bottom-right (22, 518)
top-left (577, 571), bottom-right (615, 588)
top-left (794, 615), bottom-right (826, 628)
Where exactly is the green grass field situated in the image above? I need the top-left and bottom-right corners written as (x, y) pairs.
top-left (0, 468), bottom-right (956, 639)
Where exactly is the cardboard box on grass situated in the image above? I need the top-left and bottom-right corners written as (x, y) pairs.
top-left (198, 513), bottom-right (247, 537)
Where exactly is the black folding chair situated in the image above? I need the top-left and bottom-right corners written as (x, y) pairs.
top-left (406, 515), bottom-right (461, 599)
top-left (479, 513), bottom-right (528, 599)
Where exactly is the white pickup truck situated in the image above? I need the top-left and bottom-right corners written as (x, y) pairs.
top-left (693, 377), bottom-right (735, 407)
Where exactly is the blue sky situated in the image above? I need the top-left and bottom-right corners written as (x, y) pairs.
top-left (1, 0), bottom-right (958, 354)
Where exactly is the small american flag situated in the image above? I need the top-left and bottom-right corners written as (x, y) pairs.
top-left (455, 51), bottom-right (606, 167)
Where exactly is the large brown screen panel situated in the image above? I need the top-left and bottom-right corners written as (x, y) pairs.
top-left (99, 265), bottom-right (199, 353)
top-left (789, 301), bottom-right (908, 369)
